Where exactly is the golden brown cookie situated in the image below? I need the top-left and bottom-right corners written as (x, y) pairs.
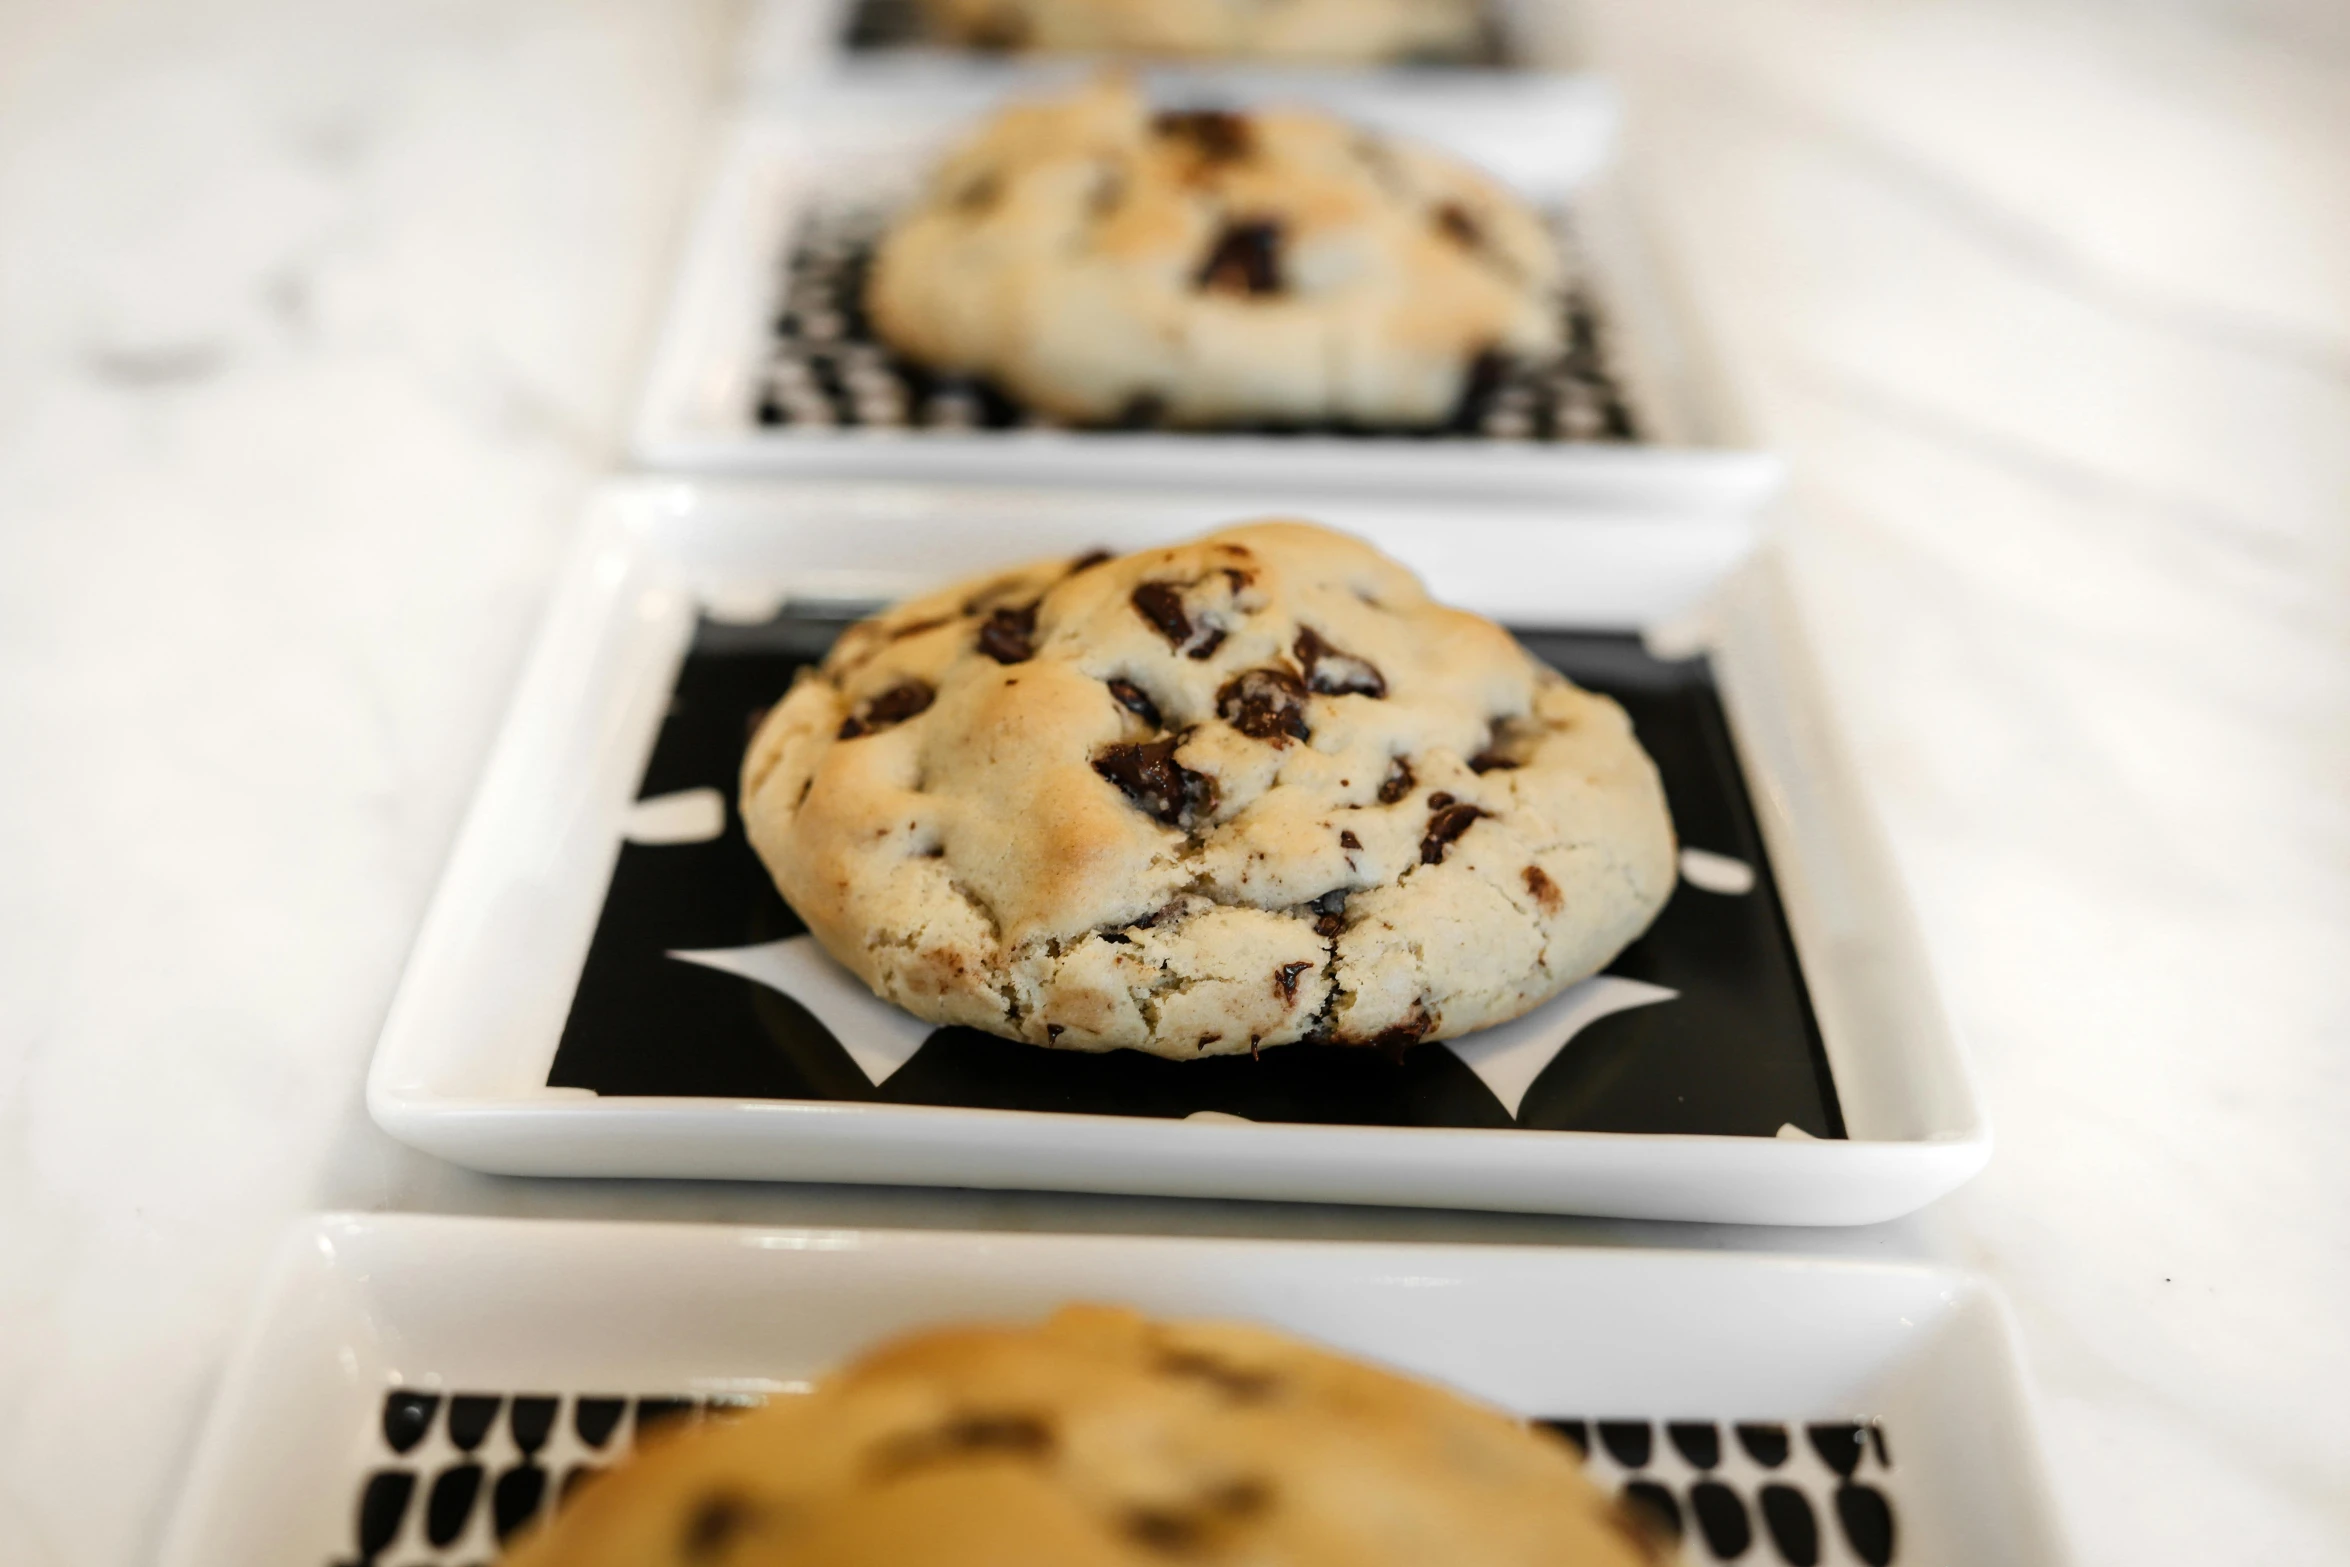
top-left (865, 78), bottom-right (1563, 428)
top-left (738, 520), bottom-right (1676, 1061)
top-left (501, 1305), bottom-right (1662, 1567)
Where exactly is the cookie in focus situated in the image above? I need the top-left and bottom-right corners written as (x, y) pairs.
top-left (738, 520), bottom-right (1677, 1062)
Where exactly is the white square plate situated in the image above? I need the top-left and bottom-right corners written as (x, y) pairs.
top-left (159, 1215), bottom-right (2074, 1567)
top-left (631, 75), bottom-right (1780, 519)
top-left (364, 480), bottom-right (1987, 1223)
top-left (741, 0), bottom-right (1590, 87)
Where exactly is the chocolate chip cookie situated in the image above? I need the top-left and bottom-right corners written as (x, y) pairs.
top-left (739, 521), bottom-right (1676, 1061)
top-left (914, 0), bottom-right (1485, 63)
top-left (501, 1305), bottom-right (1661, 1567)
top-left (865, 78), bottom-right (1564, 428)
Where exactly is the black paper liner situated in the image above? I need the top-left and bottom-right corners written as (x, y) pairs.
top-left (839, 0), bottom-right (1521, 67)
top-left (547, 615), bottom-right (1843, 1139)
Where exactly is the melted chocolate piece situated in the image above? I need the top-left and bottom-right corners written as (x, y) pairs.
top-left (1307, 888), bottom-right (1348, 937)
top-left (1196, 220), bottom-right (1284, 295)
top-left (1377, 756), bottom-right (1415, 803)
top-left (1274, 961), bottom-right (1312, 1001)
top-left (1433, 200), bottom-right (1484, 250)
top-left (977, 603), bottom-right (1037, 664)
top-left (1421, 802), bottom-right (1487, 864)
top-left (1067, 548), bottom-right (1112, 575)
top-left (1108, 678), bottom-right (1162, 728)
top-left (1093, 737), bottom-right (1217, 828)
top-left (1187, 626), bottom-right (1226, 661)
top-left (1131, 581), bottom-right (1192, 647)
top-left (838, 680), bottom-right (935, 739)
top-left (876, 1413), bottom-right (1055, 1477)
top-left (1216, 666), bottom-right (1310, 744)
top-left (1468, 751), bottom-right (1519, 772)
top-left (683, 1492), bottom-right (758, 1558)
top-left (1152, 109), bottom-right (1253, 162)
top-left (1339, 829), bottom-right (1361, 850)
top-left (1428, 791), bottom-right (1455, 810)
top-left (953, 172), bottom-right (1001, 214)
top-left (1292, 627), bottom-right (1386, 697)
top-left (1361, 1012), bottom-right (1432, 1061)
top-left (1157, 1349), bottom-right (1280, 1402)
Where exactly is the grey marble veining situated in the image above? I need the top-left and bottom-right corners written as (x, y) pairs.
top-left (0, 1), bottom-right (2344, 1564)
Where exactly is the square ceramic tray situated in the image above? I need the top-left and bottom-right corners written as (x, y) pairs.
top-left (736, 0), bottom-right (1590, 90)
top-left (630, 74), bottom-right (1780, 517)
top-left (365, 480), bottom-right (1986, 1222)
top-left (158, 1216), bottom-right (2074, 1567)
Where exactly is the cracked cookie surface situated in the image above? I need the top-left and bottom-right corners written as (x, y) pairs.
top-left (501, 1304), bottom-right (1661, 1567)
top-left (913, 0), bottom-right (1485, 64)
top-left (865, 78), bottom-right (1564, 427)
top-left (740, 520), bottom-right (1676, 1061)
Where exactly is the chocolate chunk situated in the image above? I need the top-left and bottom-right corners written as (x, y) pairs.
top-left (1292, 627), bottom-right (1386, 697)
top-left (1428, 791), bottom-right (1454, 810)
top-left (976, 602), bottom-right (1037, 663)
top-left (1307, 888), bottom-right (1348, 937)
top-left (1274, 961), bottom-right (1312, 1001)
top-left (875, 1412), bottom-right (1055, 1478)
top-left (1046, 1023), bottom-right (1065, 1039)
top-left (1097, 931), bottom-right (1131, 944)
top-left (838, 680), bottom-right (935, 739)
top-left (1216, 666), bottom-right (1310, 744)
top-left (953, 172), bottom-right (1002, 214)
top-left (1522, 865), bottom-right (1561, 912)
top-left (1469, 751), bottom-right (1519, 772)
top-left (1108, 678), bottom-right (1162, 728)
top-left (1187, 626), bottom-right (1226, 661)
top-left (1131, 581), bottom-right (1192, 646)
top-left (1377, 756), bottom-right (1415, 803)
top-left (1067, 548), bottom-right (1112, 575)
top-left (683, 1492), bottom-right (757, 1558)
top-left (1433, 200), bottom-right (1484, 250)
top-left (1360, 1011), bottom-right (1432, 1061)
top-left (1157, 1350), bottom-right (1279, 1402)
top-left (1420, 802), bottom-right (1488, 864)
top-left (1339, 829), bottom-right (1361, 850)
top-left (1093, 737), bottom-right (1218, 828)
top-left (1196, 220), bottom-right (1284, 295)
top-left (1152, 109), bottom-right (1253, 162)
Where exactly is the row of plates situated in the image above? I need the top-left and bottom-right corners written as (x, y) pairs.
top-left (172, 3), bottom-right (2064, 1561)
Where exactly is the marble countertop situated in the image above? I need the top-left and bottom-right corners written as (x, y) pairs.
top-left (0, 0), bottom-right (2342, 1562)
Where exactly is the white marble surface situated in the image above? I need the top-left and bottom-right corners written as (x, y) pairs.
top-left (0, 1), bottom-right (2344, 1563)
